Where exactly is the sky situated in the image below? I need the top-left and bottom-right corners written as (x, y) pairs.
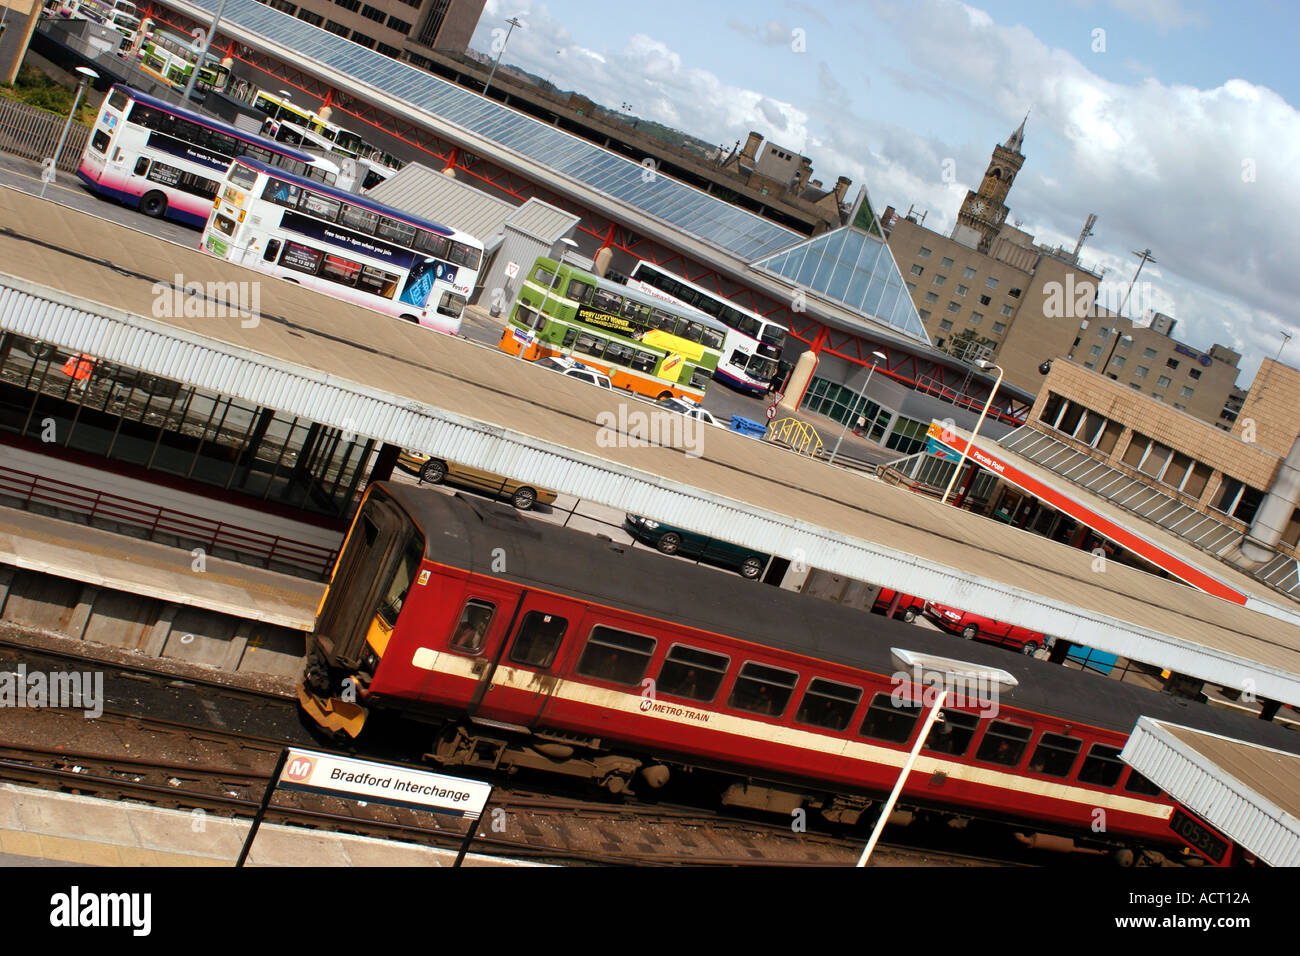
top-left (467, 0), bottom-right (1299, 384)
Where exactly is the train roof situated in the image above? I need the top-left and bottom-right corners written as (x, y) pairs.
top-left (382, 483), bottom-right (1300, 758)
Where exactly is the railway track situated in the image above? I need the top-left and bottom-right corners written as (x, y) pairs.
top-left (0, 635), bottom-right (1036, 866)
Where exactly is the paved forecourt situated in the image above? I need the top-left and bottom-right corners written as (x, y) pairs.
top-left (1, 186), bottom-right (1300, 705)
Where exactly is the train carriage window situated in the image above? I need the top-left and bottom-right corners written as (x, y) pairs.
top-left (975, 721), bottom-right (1032, 767)
top-left (859, 692), bottom-right (922, 743)
top-left (1027, 732), bottom-right (1082, 777)
top-left (1123, 769), bottom-right (1163, 797)
top-left (1078, 743), bottom-right (1125, 787)
top-left (508, 612), bottom-right (568, 669)
top-left (729, 662), bottom-right (797, 717)
top-left (657, 645), bottom-right (729, 703)
top-left (577, 626), bottom-right (656, 685)
top-left (449, 600), bottom-right (495, 654)
top-left (923, 709), bottom-right (980, 756)
top-left (796, 678), bottom-right (862, 731)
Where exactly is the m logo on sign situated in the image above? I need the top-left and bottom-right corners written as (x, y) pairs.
top-left (284, 756), bottom-right (315, 782)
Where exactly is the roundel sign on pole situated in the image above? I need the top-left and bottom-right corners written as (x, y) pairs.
top-left (765, 404), bottom-right (778, 421)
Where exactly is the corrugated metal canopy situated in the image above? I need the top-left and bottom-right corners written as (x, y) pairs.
top-left (506, 199), bottom-right (580, 244)
top-left (1123, 718), bottom-right (1300, 866)
top-left (3, 185), bottom-right (1300, 708)
top-left (365, 163), bottom-right (515, 243)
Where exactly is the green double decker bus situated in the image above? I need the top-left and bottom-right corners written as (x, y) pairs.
top-left (499, 257), bottom-right (727, 401)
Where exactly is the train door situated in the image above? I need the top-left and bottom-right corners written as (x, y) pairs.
top-left (313, 491), bottom-right (420, 670)
top-left (469, 592), bottom-right (586, 730)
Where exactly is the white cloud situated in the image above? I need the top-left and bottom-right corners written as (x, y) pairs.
top-left (469, 0), bottom-right (1295, 380)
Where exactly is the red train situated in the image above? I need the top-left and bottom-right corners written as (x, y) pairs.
top-left (301, 483), bottom-right (1296, 861)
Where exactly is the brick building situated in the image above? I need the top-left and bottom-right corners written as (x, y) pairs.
top-left (258, 0), bottom-right (484, 58)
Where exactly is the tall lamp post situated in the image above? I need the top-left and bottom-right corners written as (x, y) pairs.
top-left (181, 0), bottom-right (229, 104)
top-left (1117, 247), bottom-right (1156, 318)
top-left (1098, 329), bottom-right (1131, 377)
top-left (515, 237), bottom-right (578, 362)
top-left (483, 16), bottom-right (523, 99)
top-left (828, 350), bottom-right (887, 465)
top-left (940, 359), bottom-right (1004, 506)
top-left (40, 66), bottom-right (98, 199)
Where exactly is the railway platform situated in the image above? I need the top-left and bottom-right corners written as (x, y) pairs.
top-left (0, 783), bottom-right (541, 867)
top-left (0, 503), bottom-right (321, 677)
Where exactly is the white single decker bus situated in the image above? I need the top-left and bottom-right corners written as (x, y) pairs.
top-left (201, 158), bottom-right (484, 334)
top-left (626, 259), bottom-right (788, 396)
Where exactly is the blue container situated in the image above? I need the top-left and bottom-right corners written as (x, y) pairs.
top-left (729, 416), bottom-right (767, 438)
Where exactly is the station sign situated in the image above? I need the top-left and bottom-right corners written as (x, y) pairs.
top-left (278, 748), bottom-right (492, 820)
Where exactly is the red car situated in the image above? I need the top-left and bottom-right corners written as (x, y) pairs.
top-left (871, 588), bottom-right (927, 622)
top-left (924, 602), bottom-right (1049, 656)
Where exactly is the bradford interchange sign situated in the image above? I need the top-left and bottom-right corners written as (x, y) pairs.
top-left (278, 748), bottom-right (492, 820)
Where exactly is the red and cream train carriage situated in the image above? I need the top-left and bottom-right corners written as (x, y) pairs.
top-left (301, 483), bottom-right (1299, 856)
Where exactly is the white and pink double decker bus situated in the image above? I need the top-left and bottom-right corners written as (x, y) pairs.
top-left (78, 84), bottom-right (339, 228)
top-left (200, 158), bottom-right (483, 335)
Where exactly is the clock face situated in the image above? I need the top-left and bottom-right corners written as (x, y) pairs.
top-left (971, 199), bottom-right (986, 215)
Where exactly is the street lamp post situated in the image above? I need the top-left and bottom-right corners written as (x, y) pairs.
top-left (1117, 248), bottom-right (1156, 318)
top-left (181, 0), bottom-right (229, 104)
top-left (483, 16), bottom-right (523, 99)
top-left (515, 237), bottom-right (578, 362)
top-left (40, 66), bottom-right (98, 199)
top-left (828, 350), bottom-right (887, 465)
top-left (1098, 329), bottom-right (1131, 377)
top-left (940, 360), bottom-right (1004, 506)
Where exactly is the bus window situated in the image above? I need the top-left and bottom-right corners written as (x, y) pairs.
top-left (320, 254), bottom-right (362, 287)
top-left (566, 279), bottom-right (593, 303)
top-left (508, 612), bottom-right (568, 669)
top-left (574, 332), bottom-right (605, 358)
top-left (358, 265), bottom-right (400, 299)
top-left (591, 289), bottom-right (623, 313)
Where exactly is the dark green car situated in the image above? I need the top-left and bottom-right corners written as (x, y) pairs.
top-left (624, 515), bottom-right (769, 579)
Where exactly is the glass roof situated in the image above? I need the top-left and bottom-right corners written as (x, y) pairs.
top-left (185, 0), bottom-right (804, 260)
top-left (753, 224), bottom-right (931, 342)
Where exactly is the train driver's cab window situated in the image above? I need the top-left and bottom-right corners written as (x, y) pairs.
top-left (859, 693), bottom-right (921, 743)
top-left (975, 720), bottom-right (1032, 767)
top-left (577, 627), bottom-right (656, 685)
top-left (923, 709), bottom-right (980, 756)
top-left (729, 662), bottom-right (797, 717)
top-left (1078, 743), bottom-right (1125, 787)
top-left (377, 540), bottom-right (424, 628)
top-left (796, 678), bottom-right (862, 731)
top-left (1027, 733), bottom-right (1081, 777)
top-left (509, 612), bottom-right (568, 669)
top-left (657, 645), bottom-right (729, 702)
top-left (449, 600), bottom-right (495, 654)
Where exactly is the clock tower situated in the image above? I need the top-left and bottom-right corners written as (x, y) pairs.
top-left (956, 115), bottom-right (1027, 252)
